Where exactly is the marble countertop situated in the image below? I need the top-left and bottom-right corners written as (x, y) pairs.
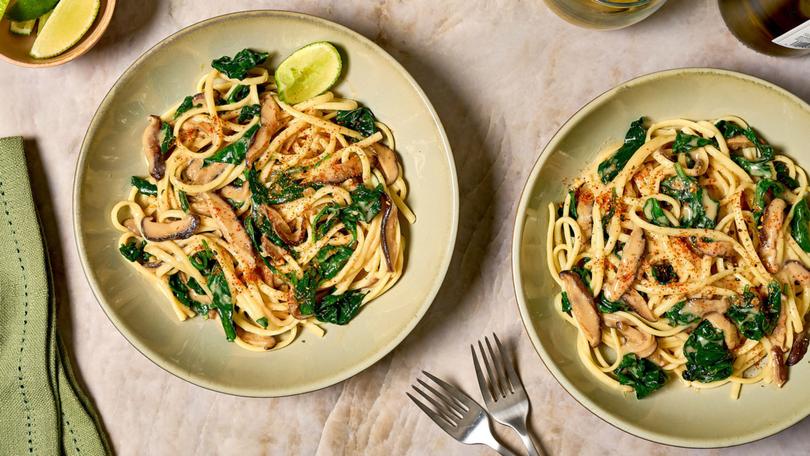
top-left (2, 0), bottom-right (809, 454)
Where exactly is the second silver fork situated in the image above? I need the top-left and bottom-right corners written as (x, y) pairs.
top-left (472, 334), bottom-right (543, 456)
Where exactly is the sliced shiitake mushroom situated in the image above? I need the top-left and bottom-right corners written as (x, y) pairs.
top-left (371, 143), bottom-right (399, 185)
top-left (204, 192), bottom-right (257, 271)
top-left (682, 297), bottom-right (731, 318)
top-left (605, 227), bottom-right (645, 301)
top-left (726, 135), bottom-right (755, 150)
top-left (781, 260), bottom-right (810, 287)
top-left (380, 193), bottom-right (399, 270)
top-left (576, 193), bottom-right (593, 241)
top-left (620, 288), bottom-right (656, 321)
top-left (770, 346), bottom-right (787, 388)
top-left (758, 198), bottom-right (786, 273)
top-left (303, 153), bottom-right (378, 184)
top-left (257, 204), bottom-right (307, 246)
top-left (236, 326), bottom-right (276, 350)
top-left (787, 325), bottom-right (809, 366)
top-left (183, 158), bottom-right (227, 185)
top-left (143, 115), bottom-right (166, 180)
top-left (704, 312), bottom-right (741, 350)
top-left (246, 93), bottom-right (285, 166)
top-left (688, 236), bottom-right (735, 258)
top-left (559, 270), bottom-right (601, 347)
top-left (603, 314), bottom-right (657, 358)
top-left (140, 215), bottom-right (199, 242)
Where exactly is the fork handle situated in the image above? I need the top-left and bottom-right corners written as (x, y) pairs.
top-left (478, 433), bottom-right (518, 456)
top-left (512, 421), bottom-right (544, 456)
top-left (484, 441), bottom-right (518, 456)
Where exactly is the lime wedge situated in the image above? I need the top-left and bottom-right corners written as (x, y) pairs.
top-left (37, 10), bottom-right (52, 34)
top-left (275, 42), bottom-right (342, 104)
top-left (30, 0), bottom-right (100, 59)
top-left (5, 0), bottom-right (59, 22)
top-left (10, 19), bottom-right (36, 36)
top-left (0, 0), bottom-right (10, 20)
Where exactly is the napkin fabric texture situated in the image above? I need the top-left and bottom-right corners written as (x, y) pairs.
top-left (0, 137), bottom-right (110, 455)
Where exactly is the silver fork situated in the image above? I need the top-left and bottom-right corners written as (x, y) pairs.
top-left (408, 371), bottom-right (517, 456)
top-left (472, 334), bottom-right (544, 456)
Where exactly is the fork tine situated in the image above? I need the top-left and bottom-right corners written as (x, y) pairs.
top-left (479, 339), bottom-right (503, 399)
top-left (416, 379), bottom-right (465, 418)
top-left (494, 333), bottom-right (523, 391)
top-left (471, 344), bottom-right (494, 402)
top-left (407, 392), bottom-right (456, 432)
top-left (412, 384), bottom-right (462, 423)
top-left (421, 371), bottom-right (473, 410)
top-left (486, 335), bottom-right (512, 395)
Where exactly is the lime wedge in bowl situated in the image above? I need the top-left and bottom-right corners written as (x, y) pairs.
top-left (37, 9), bottom-right (53, 34)
top-left (5, 0), bottom-right (58, 22)
top-left (30, 0), bottom-right (100, 59)
top-left (9, 19), bottom-right (36, 35)
top-left (0, 0), bottom-right (10, 20)
top-left (275, 42), bottom-right (342, 104)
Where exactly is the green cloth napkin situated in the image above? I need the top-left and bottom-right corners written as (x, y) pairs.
top-left (0, 137), bottom-right (110, 455)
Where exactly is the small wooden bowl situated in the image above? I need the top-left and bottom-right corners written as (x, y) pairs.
top-left (0, 0), bottom-right (115, 68)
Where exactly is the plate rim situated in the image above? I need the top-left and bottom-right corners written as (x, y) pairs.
top-left (511, 67), bottom-right (810, 448)
top-left (72, 9), bottom-right (459, 397)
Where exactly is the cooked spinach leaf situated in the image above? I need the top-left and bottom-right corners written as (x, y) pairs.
top-left (131, 176), bottom-right (157, 196)
top-left (227, 85), bottom-right (250, 104)
top-left (791, 199), bottom-right (810, 253)
top-left (178, 190), bottom-right (189, 213)
top-left (614, 354), bottom-right (667, 399)
top-left (291, 268), bottom-right (319, 316)
top-left (226, 198), bottom-right (244, 211)
top-left (597, 118), bottom-right (646, 184)
top-left (207, 268), bottom-right (236, 342)
top-left (189, 240), bottom-right (216, 275)
top-left (601, 188), bottom-right (618, 234)
top-left (660, 163), bottom-right (716, 229)
top-left (168, 274), bottom-right (209, 316)
top-left (570, 266), bottom-right (592, 292)
top-left (256, 317), bottom-right (268, 328)
top-left (315, 245), bottom-right (353, 280)
top-left (651, 262), bottom-right (677, 284)
top-left (774, 161), bottom-right (799, 190)
top-left (568, 190), bottom-right (578, 218)
top-left (159, 121), bottom-right (174, 154)
top-left (716, 121), bottom-right (775, 178)
top-left (561, 292), bottom-right (572, 313)
top-left (643, 198), bottom-right (670, 227)
top-left (715, 120), bottom-right (747, 139)
top-left (335, 107), bottom-right (378, 138)
top-left (682, 319), bottom-right (733, 383)
top-left (119, 238), bottom-right (149, 263)
top-left (764, 281), bottom-right (782, 335)
top-left (174, 95), bottom-right (200, 119)
top-left (205, 123), bottom-right (260, 165)
top-left (238, 103), bottom-right (261, 122)
top-left (672, 131), bottom-right (712, 153)
top-left (665, 301), bottom-right (700, 326)
top-left (211, 48), bottom-right (269, 80)
top-left (752, 179), bottom-right (783, 225)
top-left (316, 290), bottom-right (366, 325)
top-left (727, 287), bottom-right (766, 340)
top-left (339, 185), bottom-right (385, 239)
top-left (598, 293), bottom-right (628, 314)
top-left (313, 204), bottom-right (340, 239)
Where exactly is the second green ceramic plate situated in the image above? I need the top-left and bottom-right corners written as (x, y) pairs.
top-left (513, 68), bottom-right (810, 447)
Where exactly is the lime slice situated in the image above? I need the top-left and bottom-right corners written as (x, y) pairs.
top-left (5, 0), bottom-right (59, 22)
top-left (0, 0), bottom-right (10, 20)
top-left (37, 10), bottom-right (52, 34)
top-left (10, 19), bottom-right (36, 36)
top-left (275, 42), bottom-right (342, 104)
top-left (30, 0), bottom-right (100, 59)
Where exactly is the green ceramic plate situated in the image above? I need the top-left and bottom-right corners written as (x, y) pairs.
top-left (74, 11), bottom-right (458, 397)
top-left (513, 68), bottom-right (810, 447)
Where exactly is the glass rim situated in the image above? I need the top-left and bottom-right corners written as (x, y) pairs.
top-left (595, 0), bottom-right (652, 6)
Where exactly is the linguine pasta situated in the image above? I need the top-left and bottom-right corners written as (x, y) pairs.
top-left (547, 116), bottom-right (810, 399)
top-left (111, 50), bottom-right (414, 352)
